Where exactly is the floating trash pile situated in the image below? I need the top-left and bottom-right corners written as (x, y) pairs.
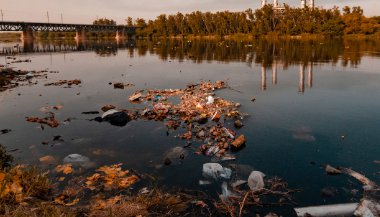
top-left (0, 65), bottom-right (49, 92)
top-left (99, 80), bottom-right (247, 160)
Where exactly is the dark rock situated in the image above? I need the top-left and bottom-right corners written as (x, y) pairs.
top-left (164, 157), bottom-right (172, 166)
top-left (321, 187), bottom-right (337, 198)
top-left (102, 111), bottom-right (130, 127)
top-left (93, 117), bottom-right (103, 122)
top-left (113, 82), bottom-right (124, 89)
top-left (53, 135), bottom-right (63, 141)
top-left (0, 129), bottom-right (11, 134)
top-left (82, 111), bottom-right (100, 115)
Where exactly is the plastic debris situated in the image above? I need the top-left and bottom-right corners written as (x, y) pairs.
top-left (354, 199), bottom-right (380, 217)
top-left (211, 111), bottom-right (221, 122)
top-left (101, 109), bottom-right (119, 119)
top-left (206, 95), bottom-right (214, 105)
top-left (45, 79), bottom-right (81, 87)
top-left (25, 72), bottom-right (33, 79)
top-left (325, 165), bottom-right (342, 175)
top-left (202, 163), bottom-right (232, 179)
top-left (26, 114), bottom-right (59, 128)
top-left (63, 154), bottom-right (94, 168)
top-left (129, 92), bottom-right (142, 101)
top-left (248, 171), bottom-right (265, 190)
top-left (101, 105), bottom-right (116, 112)
top-left (220, 154), bottom-right (236, 161)
top-left (219, 181), bottom-right (237, 201)
top-left (199, 180), bottom-right (212, 185)
top-left (294, 203), bottom-right (358, 217)
top-left (231, 135), bottom-right (246, 148)
top-left (39, 155), bottom-right (56, 164)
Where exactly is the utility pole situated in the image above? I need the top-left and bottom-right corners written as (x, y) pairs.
top-left (47, 11), bottom-right (49, 23)
top-left (1, 9), bottom-right (3, 22)
top-left (61, 13), bottom-right (63, 23)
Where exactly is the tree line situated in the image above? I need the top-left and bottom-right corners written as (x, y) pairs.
top-left (122, 5), bottom-right (380, 37)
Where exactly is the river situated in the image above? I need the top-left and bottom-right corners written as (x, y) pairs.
top-left (1, 38), bottom-right (380, 216)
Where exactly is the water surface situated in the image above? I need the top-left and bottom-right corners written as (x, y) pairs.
top-left (1, 38), bottom-right (380, 215)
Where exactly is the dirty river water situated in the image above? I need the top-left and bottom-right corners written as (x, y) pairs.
top-left (1, 39), bottom-right (380, 216)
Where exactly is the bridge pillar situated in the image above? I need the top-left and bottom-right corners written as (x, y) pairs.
top-left (298, 65), bottom-right (305, 93)
top-left (307, 63), bottom-right (313, 88)
top-left (272, 63), bottom-right (277, 85)
top-left (21, 26), bottom-right (34, 52)
top-left (21, 26), bottom-right (34, 40)
top-left (127, 33), bottom-right (136, 40)
top-left (261, 66), bottom-right (267, 91)
top-left (75, 28), bottom-right (87, 41)
top-left (115, 30), bottom-right (125, 40)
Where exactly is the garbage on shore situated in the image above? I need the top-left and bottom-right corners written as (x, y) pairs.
top-left (113, 82), bottom-right (134, 89)
top-left (45, 79), bottom-right (81, 87)
top-left (0, 66), bottom-right (48, 91)
top-left (26, 113), bottom-right (60, 128)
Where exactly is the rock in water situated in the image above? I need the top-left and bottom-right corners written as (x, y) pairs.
top-left (101, 109), bottom-right (130, 126)
top-left (248, 171), bottom-right (265, 190)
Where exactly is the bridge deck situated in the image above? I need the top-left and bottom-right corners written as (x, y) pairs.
top-left (0, 21), bottom-right (139, 32)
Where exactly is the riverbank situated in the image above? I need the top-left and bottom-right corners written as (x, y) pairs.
top-left (0, 33), bottom-right (20, 42)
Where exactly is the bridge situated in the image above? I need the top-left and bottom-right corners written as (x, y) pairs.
top-left (0, 21), bottom-right (141, 41)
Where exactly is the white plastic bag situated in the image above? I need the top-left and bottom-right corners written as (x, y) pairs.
top-left (202, 163), bottom-right (232, 179)
top-left (248, 171), bottom-right (265, 190)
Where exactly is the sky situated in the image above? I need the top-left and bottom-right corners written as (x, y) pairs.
top-left (1, 0), bottom-right (379, 24)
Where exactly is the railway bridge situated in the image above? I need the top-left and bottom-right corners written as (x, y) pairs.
top-left (0, 21), bottom-right (140, 40)
top-left (0, 21), bottom-right (141, 52)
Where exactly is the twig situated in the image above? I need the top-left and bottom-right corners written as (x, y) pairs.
top-left (238, 191), bottom-right (250, 217)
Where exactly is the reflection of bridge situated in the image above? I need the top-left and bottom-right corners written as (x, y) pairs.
top-left (0, 40), bottom-right (136, 55)
top-left (260, 63), bottom-right (313, 93)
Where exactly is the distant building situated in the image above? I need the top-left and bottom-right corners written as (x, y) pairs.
top-left (261, 0), bottom-right (315, 10)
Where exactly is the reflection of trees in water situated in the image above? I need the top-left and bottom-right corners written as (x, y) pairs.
top-left (14, 38), bottom-right (380, 65)
top-left (134, 39), bottom-right (380, 68)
